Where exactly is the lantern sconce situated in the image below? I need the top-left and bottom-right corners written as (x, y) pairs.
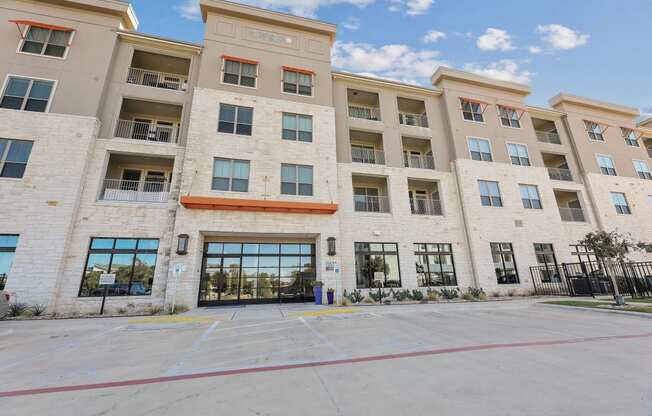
top-left (327, 237), bottom-right (336, 256)
top-left (177, 234), bottom-right (189, 255)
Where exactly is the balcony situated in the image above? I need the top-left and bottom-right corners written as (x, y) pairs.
top-left (350, 130), bottom-right (385, 165)
top-left (126, 50), bottom-right (190, 91)
top-left (398, 97), bottom-right (428, 128)
top-left (555, 190), bottom-right (586, 222)
top-left (403, 136), bottom-right (435, 170)
top-left (547, 168), bottom-right (573, 182)
top-left (542, 153), bottom-right (573, 182)
top-left (348, 89), bottom-right (381, 121)
top-left (353, 175), bottom-right (390, 213)
top-left (409, 180), bottom-right (442, 216)
top-left (532, 118), bottom-right (561, 145)
top-left (100, 153), bottom-right (174, 203)
top-left (114, 99), bottom-right (182, 143)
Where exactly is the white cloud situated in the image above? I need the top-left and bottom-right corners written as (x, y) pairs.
top-left (423, 30), bottom-right (446, 43)
top-left (176, 0), bottom-right (201, 21)
top-left (332, 41), bottom-right (445, 84)
top-left (476, 28), bottom-right (515, 51)
top-left (536, 24), bottom-right (589, 50)
top-left (463, 59), bottom-right (532, 84)
top-left (528, 46), bottom-right (543, 55)
top-left (343, 17), bottom-right (361, 30)
top-left (388, 0), bottom-right (434, 16)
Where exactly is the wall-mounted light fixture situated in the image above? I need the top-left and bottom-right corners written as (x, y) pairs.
top-left (177, 234), bottom-right (189, 255)
top-left (327, 237), bottom-right (336, 256)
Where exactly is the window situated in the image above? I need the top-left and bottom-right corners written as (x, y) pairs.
top-left (218, 104), bottom-right (253, 136)
top-left (283, 68), bottom-right (313, 96)
top-left (468, 138), bottom-right (492, 161)
top-left (0, 139), bottom-right (33, 179)
top-left (20, 26), bottom-right (71, 58)
top-left (621, 128), bottom-right (640, 147)
top-left (354, 187), bottom-right (386, 212)
top-left (585, 121), bottom-right (605, 141)
top-left (478, 180), bottom-right (502, 207)
top-left (491, 243), bottom-right (519, 284)
top-left (355, 243), bottom-right (401, 288)
top-left (222, 58), bottom-right (257, 87)
top-left (460, 98), bottom-right (484, 122)
top-left (1, 76), bottom-right (54, 112)
top-left (281, 164), bottom-right (313, 196)
top-left (507, 143), bottom-right (530, 166)
top-left (597, 155), bottom-right (617, 176)
top-left (78, 238), bottom-right (159, 297)
top-left (520, 184), bottom-right (542, 209)
top-left (498, 106), bottom-right (521, 128)
top-left (414, 243), bottom-right (457, 287)
top-left (633, 160), bottom-right (652, 180)
top-left (534, 243), bottom-right (560, 283)
top-left (611, 192), bottom-right (631, 215)
top-left (282, 113), bottom-right (313, 142)
top-left (0, 235), bottom-right (18, 291)
top-left (212, 158), bottom-right (250, 192)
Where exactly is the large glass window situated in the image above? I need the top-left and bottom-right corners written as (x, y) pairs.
top-left (0, 235), bottom-right (18, 290)
top-left (281, 164), bottom-right (313, 196)
top-left (491, 242), bottom-right (520, 284)
top-left (633, 160), bottom-right (652, 180)
top-left (468, 138), bottom-right (492, 161)
top-left (534, 243), bottom-right (559, 283)
top-left (507, 143), bottom-right (530, 166)
top-left (460, 98), bottom-right (484, 122)
top-left (585, 121), bottom-right (605, 141)
top-left (283, 69), bottom-right (313, 96)
top-left (21, 26), bottom-right (71, 58)
top-left (78, 238), bottom-right (159, 297)
top-left (478, 180), bottom-right (502, 207)
top-left (212, 158), bottom-right (250, 192)
top-left (519, 184), bottom-right (542, 209)
top-left (282, 113), bottom-right (313, 142)
top-left (218, 104), bottom-right (253, 136)
top-left (414, 243), bottom-right (457, 287)
top-left (355, 242), bottom-right (401, 288)
top-left (621, 128), bottom-right (640, 147)
top-left (597, 155), bottom-right (617, 176)
top-left (611, 192), bottom-right (631, 215)
top-left (498, 106), bottom-right (521, 128)
top-left (1, 77), bottom-right (54, 112)
top-left (0, 139), bottom-right (33, 179)
top-left (222, 58), bottom-right (257, 87)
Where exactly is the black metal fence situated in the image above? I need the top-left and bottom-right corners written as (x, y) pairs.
top-left (0, 275), bottom-right (5, 291)
top-left (530, 261), bottom-right (652, 298)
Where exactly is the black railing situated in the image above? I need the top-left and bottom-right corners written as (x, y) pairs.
top-left (0, 274), bottom-right (5, 291)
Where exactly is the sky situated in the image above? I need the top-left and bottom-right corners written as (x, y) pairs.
top-left (129, 0), bottom-right (652, 116)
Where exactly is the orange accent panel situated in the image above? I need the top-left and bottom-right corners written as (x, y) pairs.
top-left (180, 196), bottom-right (338, 215)
top-left (221, 55), bottom-right (259, 65)
top-left (283, 66), bottom-right (315, 76)
top-left (460, 97), bottom-right (489, 106)
top-left (10, 19), bottom-right (75, 33)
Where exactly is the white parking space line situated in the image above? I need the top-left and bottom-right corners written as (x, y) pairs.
top-left (299, 317), bottom-right (350, 359)
top-left (165, 321), bottom-right (220, 376)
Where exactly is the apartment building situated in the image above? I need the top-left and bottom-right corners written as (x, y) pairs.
top-left (0, 0), bottom-right (650, 312)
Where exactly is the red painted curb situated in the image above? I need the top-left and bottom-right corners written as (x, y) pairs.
top-left (2, 332), bottom-right (651, 398)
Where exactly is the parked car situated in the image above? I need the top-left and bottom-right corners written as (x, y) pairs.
top-left (0, 291), bottom-right (9, 319)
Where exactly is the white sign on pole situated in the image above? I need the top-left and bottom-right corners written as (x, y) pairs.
top-left (99, 273), bottom-right (116, 285)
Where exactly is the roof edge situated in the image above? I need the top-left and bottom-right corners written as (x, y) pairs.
top-left (117, 30), bottom-right (203, 52)
top-left (431, 67), bottom-right (531, 96)
top-left (549, 93), bottom-right (640, 118)
top-left (332, 71), bottom-right (442, 96)
top-left (33, 0), bottom-right (139, 30)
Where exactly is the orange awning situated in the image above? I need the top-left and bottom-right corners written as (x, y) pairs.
top-left (460, 97), bottom-right (490, 114)
top-left (221, 55), bottom-right (259, 65)
top-left (498, 104), bottom-right (527, 120)
top-left (10, 19), bottom-right (75, 33)
top-left (283, 66), bottom-right (315, 76)
top-left (180, 196), bottom-right (338, 215)
top-left (584, 119), bottom-right (611, 133)
top-left (621, 127), bottom-right (644, 140)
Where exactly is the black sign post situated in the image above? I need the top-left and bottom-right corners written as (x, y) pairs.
top-left (98, 273), bottom-right (116, 315)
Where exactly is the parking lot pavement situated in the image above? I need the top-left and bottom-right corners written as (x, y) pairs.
top-left (2, 299), bottom-right (652, 415)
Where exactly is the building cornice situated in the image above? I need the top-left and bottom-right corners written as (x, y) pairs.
top-left (549, 93), bottom-right (640, 118)
top-left (117, 31), bottom-right (203, 54)
top-left (32, 0), bottom-right (138, 30)
top-left (431, 67), bottom-right (531, 96)
top-left (332, 71), bottom-right (442, 96)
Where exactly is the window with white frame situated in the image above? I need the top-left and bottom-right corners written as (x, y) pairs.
top-left (597, 155), bottom-right (617, 176)
top-left (621, 128), bottom-right (640, 147)
top-left (585, 121), bottom-right (606, 141)
top-left (282, 113), bottom-right (313, 142)
top-left (283, 68), bottom-right (313, 96)
top-left (218, 104), bottom-right (253, 136)
top-left (0, 139), bottom-right (33, 179)
top-left (468, 138), bottom-right (492, 162)
top-left (460, 98), bottom-right (484, 122)
top-left (519, 184), bottom-right (542, 209)
top-left (634, 160), bottom-right (652, 180)
top-left (478, 180), bottom-right (502, 207)
top-left (212, 158), bottom-right (250, 192)
top-left (507, 143), bottom-right (530, 166)
top-left (222, 58), bottom-right (258, 88)
top-left (20, 25), bottom-right (71, 58)
top-left (281, 164), bottom-right (313, 196)
top-left (0, 76), bottom-right (54, 112)
top-left (498, 106), bottom-right (521, 128)
top-left (611, 192), bottom-right (631, 215)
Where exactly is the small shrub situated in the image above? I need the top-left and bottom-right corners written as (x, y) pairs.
top-left (341, 297), bottom-right (351, 306)
top-left (507, 289), bottom-right (519, 297)
top-left (31, 304), bottom-right (47, 316)
top-left (491, 291), bottom-right (502, 298)
top-left (117, 307), bottom-right (128, 315)
top-left (362, 296), bottom-right (376, 304)
top-left (478, 292), bottom-right (488, 301)
top-left (369, 289), bottom-right (390, 302)
top-left (411, 290), bottom-right (424, 301)
top-left (9, 303), bottom-right (29, 317)
top-left (439, 287), bottom-right (459, 300)
top-left (148, 306), bottom-right (163, 316)
top-left (461, 292), bottom-right (475, 301)
top-left (466, 287), bottom-right (486, 299)
top-left (170, 304), bottom-right (190, 314)
top-left (344, 289), bottom-right (364, 304)
top-left (383, 300), bottom-right (392, 305)
top-left (393, 289), bottom-right (410, 302)
top-left (426, 289), bottom-right (440, 301)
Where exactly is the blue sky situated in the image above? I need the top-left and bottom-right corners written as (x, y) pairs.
top-left (129, 0), bottom-right (651, 115)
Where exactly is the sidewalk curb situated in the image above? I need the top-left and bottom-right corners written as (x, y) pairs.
top-left (537, 303), bottom-right (652, 319)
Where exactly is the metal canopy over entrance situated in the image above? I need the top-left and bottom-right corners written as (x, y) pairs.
top-left (198, 242), bottom-right (316, 305)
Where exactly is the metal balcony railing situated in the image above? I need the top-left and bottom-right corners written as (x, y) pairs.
top-left (399, 112), bottom-right (429, 128)
top-left (351, 147), bottom-right (385, 165)
top-left (354, 195), bottom-right (390, 213)
top-left (101, 179), bottom-right (170, 203)
top-left (410, 197), bottom-right (442, 216)
top-left (536, 131), bottom-right (562, 144)
top-left (558, 207), bottom-right (586, 222)
top-left (547, 167), bottom-right (573, 182)
top-left (348, 105), bottom-right (381, 121)
top-left (126, 67), bottom-right (188, 91)
top-left (114, 119), bottom-right (179, 143)
top-left (405, 154), bottom-right (435, 170)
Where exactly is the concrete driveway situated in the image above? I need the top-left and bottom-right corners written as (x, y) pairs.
top-left (1, 299), bottom-right (651, 415)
